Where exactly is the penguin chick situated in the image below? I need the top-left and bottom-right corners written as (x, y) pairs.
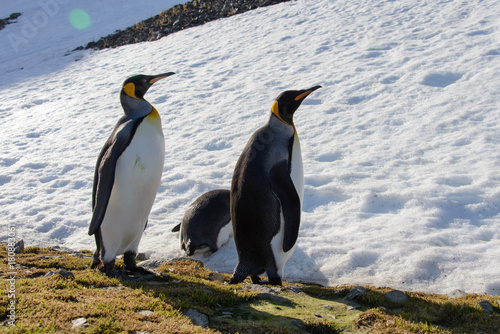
top-left (229, 85), bottom-right (321, 286)
top-left (172, 189), bottom-right (232, 256)
top-left (88, 72), bottom-right (174, 278)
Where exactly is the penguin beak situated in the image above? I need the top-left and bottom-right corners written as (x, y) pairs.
top-left (294, 85), bottom-right (322, 101)
top-left (149, 72), bottom-right (175, 85)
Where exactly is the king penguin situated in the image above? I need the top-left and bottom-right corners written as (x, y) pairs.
top-left (229, 85), bottom-right (321, 285)
top-left (88, 72), bottom-right (174, 278)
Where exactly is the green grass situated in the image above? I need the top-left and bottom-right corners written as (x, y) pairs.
top-left (0, 244), bottom-right (498, 333)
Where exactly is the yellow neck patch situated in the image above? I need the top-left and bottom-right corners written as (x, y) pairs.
top-left (148, 107), bottom-right (161, 120)
top-left (271, 100), bottom-right (296, 132)
top-left (123, 82), bottom-right (137, 99)
top-left (271, 101), bottom-right (286, 123)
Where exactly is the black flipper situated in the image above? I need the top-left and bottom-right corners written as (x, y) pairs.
top-left (171, 223), bottom-right (181, 232)
top-left (88, 119), bottom-right (139, 236)
top-left (270, 160), bottom-right (301, 253)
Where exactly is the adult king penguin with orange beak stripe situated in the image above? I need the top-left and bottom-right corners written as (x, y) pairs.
top-left (229, 85), bottom-right (321, 285)
top-left (88, 73), bottom-right (174, 278)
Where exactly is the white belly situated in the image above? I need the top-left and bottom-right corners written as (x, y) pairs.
top-left (216, 221), bottom-right (233, 249)
top-left (270, 133), bottom-right (303, 277)
top-left (101, 117), bottom-right (165, 261)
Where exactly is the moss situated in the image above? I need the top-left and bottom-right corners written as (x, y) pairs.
top-left (0, 245), bottom-right (498, 334)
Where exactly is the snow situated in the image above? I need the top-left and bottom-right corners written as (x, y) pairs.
top-left (1, 0), bottom-right (500, 295)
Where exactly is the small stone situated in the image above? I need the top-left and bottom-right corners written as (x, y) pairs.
top-left (137, 310), bottom-right (154, 317)
top-left (478, 300), bottom-right (494, 314)
top-left (241, 284), bottom-right (276, 294)
top-left (50, 245), bottom-right (75, 253)
top-left (41, 255), bottom-right (64, 259)
top-left (287, 286), bottom-right (302, 293)
top-left (133, 331), bottom-right (151, 334)
top-left (345, 286), bottom-right (367, 300)
top-left (14, 240), bottom-right (24, 253)
top-left (137, 259), bottom-right (169, 269)
top-left (58, 268), bottom-right (75, 278)
top-left (185, 309), bottom-right (208, 327)
top-left (448, 289), bottom-right (467, 298)
top-left (45, 269), bottom-right (74, 278)
top-left (322, 305), bottom-right (333, 310)
top-left (347, 305), bottom-right (361, 310)
top-left (208, 272), bottom-right (225, 283)
top-left (136, 253), bottom-right (148, 261)
top-left (71, 317), bottom-right (89, 328)
top-left (71, 252), bottom-right (92, 259)
top-left (384, 290), bottom-right (408, 304)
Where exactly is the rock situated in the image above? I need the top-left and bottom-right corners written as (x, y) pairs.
top-left (71, 252), bottom-right (92, 259)
top-left (241, 284), bottom-right (278, 294)
top-left (0, 13), bottom-right (21, 31)
top-left (45, 268), bottom-right (74, 278)
top-left (83, 0), bottom-right (292, 50)
top-left (137, 310), bottom-right (154, 317)
top-left (49, 245), bottom-right (92, 258)
top-left (50, 245), bottom-right (75, 253)
top-left (136, 253), bottom-right (148, 261)
top-left (71, 317), bottom-right (89, 328)
top-left (478, 300), bottom-right (494, 314)
top-left (345, 286), bottom-right (367, 300)
top-left (287, 286), bottom-right (302, 293)
top-left (208, 272), bottom-right (225, 283)
top-left (137, 259), bottom-right (169, 269)
top-left (384, 290), bottom-right (408, 304)
top-left (448, 289), bottom-right (467, 298)
top-left (185, 309), bottom-right (208, 327)
top-left (14, 240), bottom-right (24, 253)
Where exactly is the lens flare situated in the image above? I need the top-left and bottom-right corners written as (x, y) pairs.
top-left (69, 8), bottom-right (91, 31)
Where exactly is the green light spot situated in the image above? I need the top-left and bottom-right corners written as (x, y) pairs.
top-left (69, 8), bottom-right (91, 31)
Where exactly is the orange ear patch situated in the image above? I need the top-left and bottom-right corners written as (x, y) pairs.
top-left (123, 82), bottom-right (136, 98)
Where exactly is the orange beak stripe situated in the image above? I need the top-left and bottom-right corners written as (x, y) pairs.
top-left (294, 90), bottom-right (314, 101)
top-left (149, 76), bottom-right (166, 85)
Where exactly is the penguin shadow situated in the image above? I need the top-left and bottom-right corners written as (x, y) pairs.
top-left (283, 245), bottom-right (329, 287)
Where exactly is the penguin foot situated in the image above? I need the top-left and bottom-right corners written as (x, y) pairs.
top-left (251, 275), bottom-right (263, 284)
top-left (102, 261), bottom-right (122, 278)
top-left (123, 267), bottom-right (156, 281)
top-left (268, 276), bottom-right (282, 286)
top-left (125, 266), bottom-right (155, 276)
top-left (249, 275), bottom-right (282, 286)
top-left (228, 274), bottom-right (246, 285)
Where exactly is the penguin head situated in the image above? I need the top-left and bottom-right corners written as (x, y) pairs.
top-left (121, 72), bottom-right (175, 100)
top-left (271, 85), bottom-right (322, 125)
